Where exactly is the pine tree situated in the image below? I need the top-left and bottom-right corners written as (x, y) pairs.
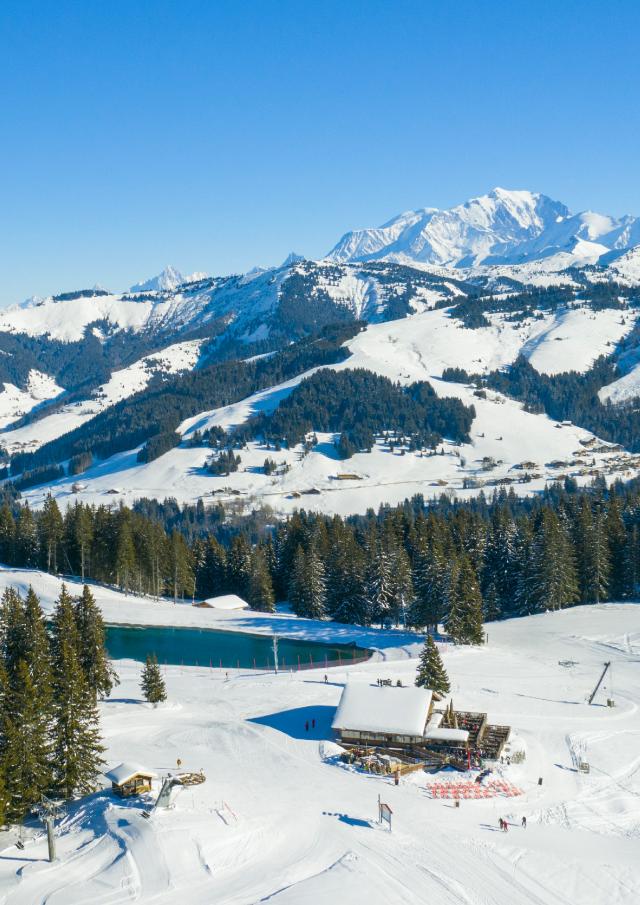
top-left (388, 547), bottom-right (414, 626)
top-left (364, 548), bottom-right (393, 628)
top-left (74, 503), bottom-right (94, 581)
top-left (74, 585), bottom-right (119, 699)
top-left (287, 544), bottom-right (326, 619)
top-left (574, 500), bottom-right (610, 605)
top-left (288, 545), bottom-right (308, 616)
top-left (196, 536), bottom-right (228, 598)
top-left (50, 586), bottom-right (105, 798)
top-left (0, 502), bottom-right (15, 565)
top-left (415, 635), bottom-right (450, 694)
top-left (168, 530), bottom-right (194, 602)
top-left (115, 520), bottom-right (136, 593)
top-left (39, 494), bottom-right (64, 573)
top-left (606, 496), bottom-right (628, 600)
top-left (247, 547), bottom-right (276, 612)
top-left (411, 540), bottom-right (446, 629)
top-left (526, 508), bottom-right (578, 612)
top-left (305, 544), bottom-right (326, 619)
top-left (2, 659), bottom-right (52, 820)
top-left (227, 535), bottom-right (252, 600)
top-left (141, 654), bottom-right (167, 705)
top-left (482, 506), bottom-right (517, 617)
top-left (447, 556), bottom-right (484, 645)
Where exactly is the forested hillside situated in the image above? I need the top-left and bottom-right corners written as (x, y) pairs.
top-left (0, 475), bottom-right (637, 643)
top-left (237, 368), bottom-right (475, 454)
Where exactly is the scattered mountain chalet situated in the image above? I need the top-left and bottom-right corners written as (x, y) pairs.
top-left (105, 762), bottom-right (157, 798)
top-left (332, 682), bottom-right (510, 762)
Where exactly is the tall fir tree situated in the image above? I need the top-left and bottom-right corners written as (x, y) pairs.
top-left (2, 658), bottom-right (52, 820)
top-left (50, 586), bottom-right (105, 798)
top-left (74, 585), bottom-right (119, 699)
top-left (524, 509), bottom-right (578, 613)
top-left (141, 654), bottom-right (167, 705)
top-left (247, 547), bottom-right (276, 612)
top-left (447, 556), bottom-right (484, 645)
top-left (39, 494), bottom-right (64, 573)
top-left (415, 635), bottom-right (450, 694)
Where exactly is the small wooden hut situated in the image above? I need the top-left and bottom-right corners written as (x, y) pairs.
top-left (105, 763), bottom-right (158, 798)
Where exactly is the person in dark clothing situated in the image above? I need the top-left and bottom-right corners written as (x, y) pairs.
top-left (312, 718), bottom-right (316, 729)
top-left (305, 721), bottom-right (309, 732)
top-left (521, 816), bottom-right (527, 828)
top-left (324, 674), bottom-right (328, 683)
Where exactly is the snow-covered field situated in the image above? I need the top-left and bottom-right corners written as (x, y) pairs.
top-left (0, 567), bottom-right (638, 903)
top-left (20, 306), bottom-right (640, 516)
top-left (2, 340), bottom-right (204, 456)
top-left (0, 371), bottom-right (63, 430)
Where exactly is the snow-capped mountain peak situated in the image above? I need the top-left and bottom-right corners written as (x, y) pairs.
top-left (326, 188), bottom-right (638, 270)
top-left (280, 251), bottom-right (305, 267)
top-left (130, 265), bottom-right (185, 293)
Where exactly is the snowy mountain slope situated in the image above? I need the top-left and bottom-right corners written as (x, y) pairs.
top-left (327, 187), bottom-right (640, 270)
top-left (0, 370), bottom-right (63, 429)
top-left (0, 260), bottom-right (469, 353)
top-left (0, 573), bottom-right (637, 904)
top-left (2, 339), bottom-right (204, 455)
top-left (340, 304), bottom-right (635, 379)
top-left (0, 292), bottom-right (155, 342)
top-left (21, 310), bottom-right (638, 515)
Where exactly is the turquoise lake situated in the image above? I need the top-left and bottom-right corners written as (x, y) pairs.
top-left (104, 623), bottom-right (369, 669)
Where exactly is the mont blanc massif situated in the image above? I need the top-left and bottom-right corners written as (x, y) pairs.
top-left (2, 187), bottom-right (640, 516)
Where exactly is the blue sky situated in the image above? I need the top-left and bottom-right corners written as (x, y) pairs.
top-left (1, 0), bottom-right (639, 303)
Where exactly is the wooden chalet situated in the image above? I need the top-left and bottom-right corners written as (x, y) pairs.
top-left (105, 762), bottom-right (158, 798)
top-left (332, 682), bottom-right (509, 762)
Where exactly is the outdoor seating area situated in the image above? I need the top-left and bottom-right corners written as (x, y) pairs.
top-left (426, 779), bottom-right (523, 799)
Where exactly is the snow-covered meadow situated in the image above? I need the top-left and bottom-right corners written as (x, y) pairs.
top-left (0, 566), bottom-right (638, 904)
top-left (19, 304), bottom-right (640, 517)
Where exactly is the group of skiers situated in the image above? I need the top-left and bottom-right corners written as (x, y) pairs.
top-left (499, 817), bottom-right (527, 831)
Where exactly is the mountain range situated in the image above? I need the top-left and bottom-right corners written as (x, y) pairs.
top-left (327, 187), bottom-right (640, 270)
top-left (2, 187), bottom-right (640, 518)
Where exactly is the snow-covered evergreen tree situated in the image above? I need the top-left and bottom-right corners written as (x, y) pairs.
top-left (447, 556), bottom-right (484, 645)
top-left (50, 586), bottom-right (105, 798)
top-left (141, 654), bottom-right (167, 705)
top-left (74, 584), bottom-right (119, 699)
top-left (248, 547), bottom-right (276, 612)
top-left (525, 509), bottom-right (578, 612)
top-left (415, 635), bottom-right (450, 694)
top-left (364, 548), bottom-right (393, 627)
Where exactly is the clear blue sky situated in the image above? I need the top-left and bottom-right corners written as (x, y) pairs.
top-left (1, 0), bottom-right (639, 303)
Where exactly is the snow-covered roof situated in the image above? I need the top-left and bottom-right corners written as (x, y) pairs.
top-left (202, 594), bottom-right (249, 610)
top-left (423, 727), bottom-right (469, 743)
top-left (332, 682), bottom-right (433, 737)
top-left (105, 762), bottom-right (158, 785)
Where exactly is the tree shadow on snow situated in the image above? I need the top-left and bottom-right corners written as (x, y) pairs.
top-left (103, 697), bottom-right (145, 705)
top-left (249, 705), bottom-right (335, 740)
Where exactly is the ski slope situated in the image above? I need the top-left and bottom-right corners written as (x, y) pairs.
top-left (0, 568), bottom-right (637, 904)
